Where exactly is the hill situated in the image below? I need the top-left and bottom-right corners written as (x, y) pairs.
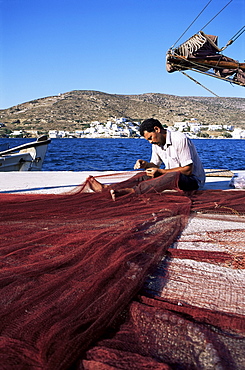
top-left (0, 90), bottom-right (244, 134)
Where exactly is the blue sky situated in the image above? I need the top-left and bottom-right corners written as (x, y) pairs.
top-left (0, 0), bottom-right (244, 109)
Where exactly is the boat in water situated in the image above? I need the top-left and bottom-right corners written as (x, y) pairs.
top-left (0, 135), bottom-right (51, 171)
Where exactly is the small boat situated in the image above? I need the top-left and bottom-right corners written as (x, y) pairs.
top-left (0, 135), bottom-right (51, 171)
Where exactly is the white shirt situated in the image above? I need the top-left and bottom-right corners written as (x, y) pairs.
top-left (150, 130), bottom-right (205, 188)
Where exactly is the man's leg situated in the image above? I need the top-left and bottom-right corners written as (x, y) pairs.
top-left (111, 172), bottom-right (181, 199)
top-left (134, 171), bottom-right (180, 194)
top-left (111, 172), bottom-right (149, 190)
top-left (83, 171), bottom-right (183, 198)
top-left (82, 172), bottom-right (148, 193)
top-left (178, 174), bottom-right (199, 191)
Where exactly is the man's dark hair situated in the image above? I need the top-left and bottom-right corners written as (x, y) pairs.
top-left (139, 118), bottom-right (164, 136)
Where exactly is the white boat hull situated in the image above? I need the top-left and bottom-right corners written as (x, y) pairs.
top-left (0, 135), bottom-right (51, 172)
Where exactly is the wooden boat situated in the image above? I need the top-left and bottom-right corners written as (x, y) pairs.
top-left (0, 135), bottom-right (51, 171)
top-left (166, 1), bottom-right (245, 93)
top-left (166, 31), bottom-right (245, 88)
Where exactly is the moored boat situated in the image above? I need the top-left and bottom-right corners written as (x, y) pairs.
top-left (0, 135), bottom-right (51, 171)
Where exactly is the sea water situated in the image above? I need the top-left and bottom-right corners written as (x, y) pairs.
top-left (0, 138), bottom-right (244, 171)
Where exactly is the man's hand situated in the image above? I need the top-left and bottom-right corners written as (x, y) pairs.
top-left (146, 168), bottom-right (164, 178)
top-left (134, 159), bottom-right (159, 170)
top-left (134, 159), bottom-right (147, 170)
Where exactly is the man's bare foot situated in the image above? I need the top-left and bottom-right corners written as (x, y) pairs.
top-left (110, 190), bottom-right (116, 201)
top-left (86, 176), bottom-right (109, 192)
top-left (110, 188), bottom-right (135, 201)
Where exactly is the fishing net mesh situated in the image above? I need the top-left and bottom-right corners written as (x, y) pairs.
top-left (0, 172), bottom-right (245, 369)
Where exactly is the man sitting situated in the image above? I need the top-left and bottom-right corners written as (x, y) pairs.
top-left (84, 118), bottom-right (205, 200)
top-left (133, 118), bottom-right (205, 191)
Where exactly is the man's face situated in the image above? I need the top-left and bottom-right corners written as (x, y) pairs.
top-left (143, 126), bottom-right (164, 146)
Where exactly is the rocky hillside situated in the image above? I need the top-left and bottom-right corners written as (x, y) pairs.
top-left (0, 90), bottom-right (244, 134)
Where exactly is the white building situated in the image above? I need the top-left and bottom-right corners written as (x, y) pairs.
top-left (10, 130), bottom-right (25, 137)
top-left (106, 121), bottom-right (113, 129)
top-left (174, 122), bottom-right (188, 131)
top-left (223, 125), bottom-right (234, 131)
top-left (97, 124), bottom-right (106, 134)
top-left (58, 131), bottom-right (66, 138)
top-left (123, 128), bottom-right (132, 137)
top-left (75, 130), bottom-right (85, 137)
top-left (48, 130), bottom-right (63, 138)
top-left (208, 125), bottom-right (223, 131)
top-left (232, 128), bottom-right (245, 139)
top-left (111, 123), bottom-right (119, 132)
top-left (116, 117), bottom-right (127, 124)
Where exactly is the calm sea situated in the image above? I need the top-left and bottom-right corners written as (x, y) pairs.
top-left (0, 137), bottom-right (244, 171)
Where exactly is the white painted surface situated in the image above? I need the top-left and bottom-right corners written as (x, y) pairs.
top-left (0, 170), bottom-right (244, 194)
top-left (0, 171), bottom-right (134, 194)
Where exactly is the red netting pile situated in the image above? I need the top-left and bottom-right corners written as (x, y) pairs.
top-left (0, 172), bottom-right (245, 369)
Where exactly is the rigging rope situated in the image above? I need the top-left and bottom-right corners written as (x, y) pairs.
top-left (172, 0), bottom-right (235, 50)
top-left (180, 64), bottom-right (244, 92)
top-left (231, 25), bottom-right (245, 42)
top-left (180, 71), bottom-right (220, 97)
top-left (219, 25), bottom-right (245, 50)
top-left (201, 0), bottom-right (233, 31)
top-left (171, 0), bottom-right (212, 48)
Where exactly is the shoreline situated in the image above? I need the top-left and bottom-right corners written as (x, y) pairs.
top-left (1, 136), bottom-right (245, 140)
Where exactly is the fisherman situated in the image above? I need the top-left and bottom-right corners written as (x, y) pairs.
top-left (133, 118), bottom-right (205, 191)
top-left (84, 118), bottom-right (205, 200)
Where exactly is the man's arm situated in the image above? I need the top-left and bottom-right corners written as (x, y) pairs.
top-left (146, 163), bottom-right (193, 177)
top-left (134, 159), bottom-right (159, 170)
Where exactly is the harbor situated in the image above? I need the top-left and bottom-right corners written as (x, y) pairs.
top-left (1, 0), bottom-right (244, 367)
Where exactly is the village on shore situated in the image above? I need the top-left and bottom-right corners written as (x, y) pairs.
top-left (1, 116), bottom-right (245, 139)
top-left (48, 117), bottom-right (244, 139)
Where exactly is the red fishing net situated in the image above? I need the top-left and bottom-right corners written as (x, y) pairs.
top-left (0, 172), bottom-right (245, 369)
